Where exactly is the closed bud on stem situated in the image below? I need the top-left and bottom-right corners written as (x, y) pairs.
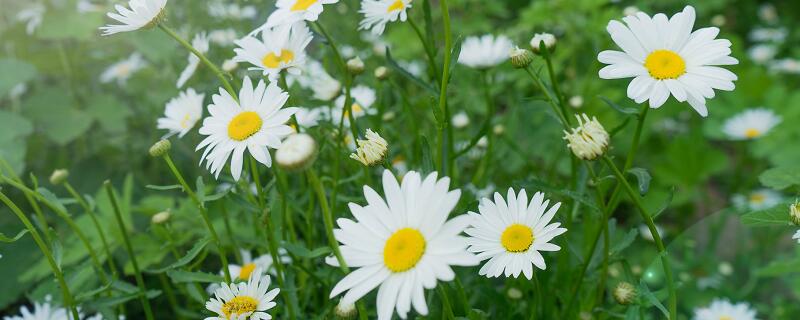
top-left (350, 129), bottom-right (388, 166)
top-left (49, 169), bottom-right (69, 185)
top-left (374, 66), bottom-right (389, 80)
top-left (347, 56), bottom-right (365, 75)
top-left (275, 133), bottom-right (318, 172)
top-left (149, 139), bottom-right (172, 157)
top-left (530, 33), bottom-right (556, 54)
top-left (563, 114), bottom-right (609, 161)
top-left (509, 47), bottom-right (534, 68)
top-left (613, 282), bottom-right (637, 305)
top-left (151, 210), bottom-right (171, 225)
top-left (790, 201), bottom-right (800, 226)
top-left (506, 287), bottom-right (523, 299)
top-left (334, 300), bottom-right (357, 320)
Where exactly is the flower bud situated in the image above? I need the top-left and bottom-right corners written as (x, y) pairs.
top-left (346, 56), bottom-right (365, 75)
top-left (149, 139), bottom-right (172, 157)
top-left (350, 129), bottom-right (388, 166)
top-left (493, 124), bottom-right (505, 136)
top-left (334, 300), bottom-right (357, 320)
top-left (222, 59), bottom-right (238, 72)
top-left (790, 201), bottom-right (800, 226)
top-left (452, 112), bottom-right (470, 129)
top-left (506, 287), bottom-right (523, 299)
top-left (509, 47), bottom-right (534, 68)
top-left (151, 210), bottom-right (171, 224)
top-left (563, 114), bottom-right (609, 161)
top-left (530, 33), bottom-right (556, 54)
top-left (613, 282), bottom-right (637, 305)
top-left (275, 133), bottom-right (318, 172)
top-left (49, 169), bottom-right (69, 185)
top-left (374, 66), bottom-right (389, 80)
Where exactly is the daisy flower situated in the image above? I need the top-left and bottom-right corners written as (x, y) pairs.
top-left (597, 6), bottom-right (739, 117)
top-left (100, 52), bottom-right (146, 86)
top-left (359, 0), bottom-right (412, 35)
top-left (209, 29), bottom-right (238, 46)
top-left (293, 107), bottom-right (324, 129)
top-left (458, 35), bottom-right (514, 69)
top-left (693, 299), bottom-right (757, 320)
top-left (206, 268), bottom-right (280, 320)
top-left (288, 60), bottom-right (342, 101)
top-left (230, 249), bottom-right (291, 280)
top-left (99, 0), bottom-right (167, 36)
top-left (465, 188), bottom-right (567, 279)
top-left (177, 32), bottom-right (210, 88)
top-left (16, 4), bottom-right (45, 35)
top-left (196, 77), bottom-right (297, 180)
top-left (328, 170), bottom-right (479, 320)
top-left (722, 108), bottom-right (781, 140)
top-left (234, 22), bottom-right (312, 80)
top-left (157, 88), bottom-right (205, 138)
top-left (331, 85), bottom-right (377, 126)
top-left (262, 0), bottom-right (339, 29)
top-left (3, 295), bottom-right (68, 320)
top-left (208, 1), bottom-right (257, 20)
top-left (732, 188), bottom-right (782, 211)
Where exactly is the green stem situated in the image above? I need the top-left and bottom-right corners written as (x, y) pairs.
top-left (540, 46), bottom-right (570, 125)
top-left (261, 205), bottom-right (296, 320)
top-left (158, 24), bottom-right (236, 98)
top-left (64, 181), bottom-right (118, 276)
top-left (0, 191), bottom-right (81, 320)
top-left (602, 156), bottom-right (676, 319)
top-left (103, 181), bottom-right (155, 320)
top-left (407, 16), bottom-right (439, 83)
top-left (307, 169), bottom-right (348, 273)
top-left (162, 154), bottom-right (232, 282)
top-left (438, 286), bottom-right (455, 319)
top-left (0, 159), bottom-right (55, 245)
top-left (437, 0), bottom-right (454, 176)
top-left (522, 67), bottom-right (569, 126)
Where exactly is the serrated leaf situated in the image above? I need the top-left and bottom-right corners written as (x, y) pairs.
top-left (627, 168), bottom-right (651, 195)
top-left (146, 238), bottom-right (211, 273)
top-left (599, 96), bottom-right (639, 115)
top-left (37, 187), bottom-right (69, 215)
top-left (167, 270), bottom-right (224, 284)
top-left (741, 205), bottom-right (793, 227)
top-left (759, 165), bottom-right (800, 190)
top-left (0, 229), bottom-right (29, 243)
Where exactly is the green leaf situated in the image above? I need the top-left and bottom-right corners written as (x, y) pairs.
top-left (37, 187), bottom-right (69, 216)
top-left (38, 10), bottom-right (103, 40)
top-left (757, 258), bottom-right (800, 277)
top-left (652, 187), bottom-right (675, 219)
top-left (167, 270), bottom-right (224, 284)
top-left (145, 184), bottom-right (184, 191)
top-left (282, 243), bottom-right (331, 259)
top-left (610, 229), bottom-right (637, 256)
top-left (638, 281), bottom-right (668, 318)
top-left (0, 110), bottom-right (34, 138)
top-left (23, 88), bottom-right (93, 146)
top-left (86, 290), bottom-right (161, 309)
top-left (385, 48), bottom-right (437, 95)
top-left (0, 229), bottom-right (29, 243)
top-left (741, 205), bottom-right (793, 227)
top-left (146, 238), bottom-right (211, 273)
top-left (599, 96), bottom-right (639, 115)
top-left (85, 94), bottom-right (132, 134)
top-left (627, 168), bottom-right (652, 195)
top-left (419, 136), bottom-right (435, 174)
top-left (196, 177), bottom-right (206, 206)
top-left (759, 165), bottom-right (800, 190)
top-left (0, 59), bottom-right (36, 97)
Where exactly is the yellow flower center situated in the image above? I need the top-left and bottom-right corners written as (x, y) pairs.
top-left (343, 103), bottom-right (363, 118)
top-left (180, 113), bottom-right (193, 129)
top-left (501, 224), bottom-right (534, 253)
top-left (383, 228), bottom-right (426, 273)
top-left (387, 0), bottom-right (405, 12)
top-left (744, 128), bottom-right (761, 138)
top-left (221, 296), bottom-right (258, 318)
top-left (749, 193), bottom-right (765, 204)
top-left (262, 49), bottom-right (295, 69)
top-left (644, 50), bottom-right (686, 80)
top-left (291, 0), bottom-right (318, 11)
top-left (719, 316), bottom-right (733, 320)
top-left (228, 111), bottom-right (263, 141)
top-left (238, 263), bottom-right (257, 280)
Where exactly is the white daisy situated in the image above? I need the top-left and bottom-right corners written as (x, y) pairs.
top-left (208, 1), bottom-right (257, 20)
top-left (722, 108), bottom-right (781, 140)
top-left (358, 0), bottom-right (412, 35)
top-left (261, 0), bottom-right (339, 29)
top-left (229, 249), bottom-right (291, 279)
top-left (327, 170), bottom-right (479, 320)
top-left (196, 77), bottom-right (297, 180)
top-left (16, 4), bottom-right (45, 35)
top-left (693, 299), bottom-right (757, 320)
top-left (793, 230), bottom-right (800, 244)
top-left (288, 60), bottom-right (342, 101)
top-left (457, 35), bottom-right (514, 69)
top-left (209, 29), bottom-right (239, 46)
top-left (3, 295), bottom-right (68, 320)
top-left (331, 85), bottom-right (377, 126)
top-left (234, 22), bottom-right (312, 80)
top-left (205, 268), bottom-right (280, 320)
top-left (465, 188), bottom-right (567, 279)
top-left (99, 0), bottom-right (167, 36)
top-left (747, 44), bottom-right (776, 64)
top-left (770, 58), bottom-right (800, 74)
top-left (157, 88), bottom-right (205, 138)
top-left (176, 32), bottom-right (210, 88)
top-left (77, 1), bottom-right (104, 14)
top-left (293, 107), bottom-right (324, 129)
top-left (732, 188), bottom-right (782, 211)
top-left (100, 52), bottom-right (146, 86)
top-left (597, 5), bottom-right (739, 117)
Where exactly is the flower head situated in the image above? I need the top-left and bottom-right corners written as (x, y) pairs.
top-left (466, 188), bottom-right (567, 279)
top-left (458, 35), bottom-right (514, 69)
top-left (334, 300), bottom-right (357, 319)
top-left (177, 32), bottom-right (210, 88)
top-left (276, 133), bottom-right (318, 171)
top-left (693, 299), bottom-right (757, 320)
top-left (613, 282), bottom-right (637, 305)
top-left (530, 33), bottom-right (556, 54)
top-left (151, 210), bottom-right (171, 224)
top-left (196, 77), bottom-right (297, 180)
top-left (510, 47), bottom-right (534, 68)
top-left (350, 129), bottom-right (388, 166)
top-left (790, 201), bottom-right (800, 226)
top-left (358, 0), bottom-right (412, 35)
top-left (234, 22), bottom-right (312, 80)
top-left (563, 114), bottom-right (610, 161)
top-left (49, 169), bottom-right (69, 185)
top-left (346, 56), bottom-right (365, 75)
top-left (328, 170), bottom-right (479, 320)
top-left (722, 108), bottom-right (781, 140)
top-left (262, 0), bottom-right (340, 29)
top-left (598, 6), bottom-right (739, 117)
top-left (100, 0), bottom-right (167, 36)
top-left (732, 189), bottom-right (782, 211)
top-left (149, 139), bottom-right (172, 157)
top-left (206, 268), bottom-right (280, 320)
top-left (3, 295), bottom-right (68, 320)
top-left (157, 88), bottom-right (205, 138)
top-left (100, 53), bottom-right (146, 86)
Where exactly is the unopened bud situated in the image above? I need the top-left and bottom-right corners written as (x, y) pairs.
top-left (506, 287), bottom-right (523, 299)
top-left (613, 282), bottom-right (637, 305)
top-left (275, 133), bottom-right (318, 172)
top-left (374, 66), bottom-right (389, 80)
top-left (49, 169), bottom-right (69, 185)
top-left (563, 114), bottom-right (609, 161)
top-left (334, 300), bottom-right (357, 319)
top-left (509, 47), bottom-right (534, 68)
top-left (151, 210), bottom-right (171, 224)
top-left (149, 139), bottom-right (171, 157)
top-left (530, 33), bottom-right (556, 54)
top-left (790, 201), bottom-right (800, 226)
top-left (347, 56), bottom-right (365, 75)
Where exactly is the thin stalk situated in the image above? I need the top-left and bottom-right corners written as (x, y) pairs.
top-left (437, 0), bottom-right (454, 176)
top-left (0, 159), bottom-right (55, 244)
top-left (0, 191), bottom-right (81, 320)
top-left (218, 201), bottom-right (242, 263)
top-left (261, 207), bottom-right (297, 320)
top-left (307, 169), bottom-right (348, 272)
top-left (470, 71), bottom-right (495, 184)
top-left (103, 181), bottom-right (155, 320)
top-left (161, 154), bottom-right (232, 282)
top-left (407, 17), bottom-right (439, 83)
top-left (63, 181), bottom-right (118, 275)
top-left (522, 67), bottom-right (568, 126)
top-left (602, 156), bottom-right (676, 319)
top-left (540, 46), bottom-right (570, 125)
top-left (158, 273), bottom-right (185, 320)
top-left (158, 24), bottom-right (236, 98)
top-left (438, 286), bottom-right (455, 320)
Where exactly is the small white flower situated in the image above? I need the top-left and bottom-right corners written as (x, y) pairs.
top-left (205, 268), bottom-right (280, 320)
top-left (16, 4), bottom-right (45, 35)
top-left (293, 107), bottom-right (324, 129)
top-left (3, 295), bottom-right (68, 320)
top-left (332, 85), bottom-right (377, 126)
top-left (466, 188), bottom-right (567, 279)
top-left (275, 133), bottom-right (318, 171)
top-left (157, 88), bottom-right (205, 138)
top-left (747, 44), bottom-right (777, 64)
top-left (177, 32), bottom-right (210, 88)
top-left (563, 114), bottom-right (609, 161)
top-left (693, 299), bottom-right (757, 320)
top-left (208, 1), bottom-right (257, 20)
top-left (758, 4), bottom-right (778, 24)
top-left (399, 60), bottom-right (424, 77)
top-left (722, 108), bottom-right (781, 140)
top-left (530, 32), bottom-right (556, 53)
top-left (151, 210), bottom-right (171, 224)
top-left (458, 34), bottom-right (514, 69)
top-left (261, 0), bottom-right (340, 30)
top-left (100, 52), bottom-right (147, 86)
top-left (452, 112), bottom-right (470, 128)
top-left (793, 230), bottom-right (800, 244)
top-left (234, 22), bottom-right (312, 80)
top-left (465, 183), bottom-right (495, 199)
top-left (732, 188), bottom-right (782, 211)
top-left (196, 77), bottom-right (297, 180)
top-left (350, 129), bottom-right (388, 166)
top-left (770, 58), bottom-right (800, 74)
top-left (100, 0), bottom-right (167, 36)
top-left (358, 0), bottom-right (412, 35)
top-left (209, 28), bottom-right (239, 46)
top-left (748, 27), bottom-right (786, 43)
top-left (288, 60), bottom-right (342, 101)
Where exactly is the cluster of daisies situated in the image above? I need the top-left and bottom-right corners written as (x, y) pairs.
top-left (2, 296), bottom-right (109, 320)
